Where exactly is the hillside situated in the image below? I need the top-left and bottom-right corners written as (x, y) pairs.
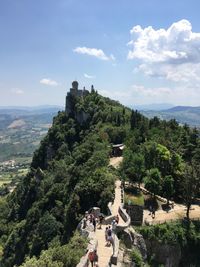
top-left (0, 89), bottom-right (199, 267)
top-left (0, 108), bottom-right (60, 162)
top-left (140, 105), bottom-right (200, 127)
top-left (0, 89), bottom-right (131, 267)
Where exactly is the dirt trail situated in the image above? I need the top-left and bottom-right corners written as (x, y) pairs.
top-left (143, 203), bottom-right (200, 225)
top-left (109, 157), bottom-right (123, 168)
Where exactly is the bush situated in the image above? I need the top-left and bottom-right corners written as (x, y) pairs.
top-left (130, 248), bottom-right (143, 267)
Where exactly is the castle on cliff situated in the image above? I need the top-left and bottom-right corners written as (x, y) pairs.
top-left (65, 81), bottom-right (93, 115)
top-left (67, 80), bottom-right (89, 98)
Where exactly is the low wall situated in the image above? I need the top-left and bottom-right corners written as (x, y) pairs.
top-left (116, 204), bottom-right (131, 233)
top-left (76, 232), bottom-right (97, 267)
top-left (111, 233), bottom-right (119, 265)
top-left (76, 216), bottom-right (98, 267)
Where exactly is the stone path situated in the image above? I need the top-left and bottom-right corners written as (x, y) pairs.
top-left (111, 180), bottom-right (127, 226)
top-left (93, 179), bottom-right (126, 267)
top-left (94, 225), bottom-right (113, 267)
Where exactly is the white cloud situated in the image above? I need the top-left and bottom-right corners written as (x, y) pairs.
top-left (84, 73), bottom-right (96, 79)
top-left (128, 19), bottom-right (200, 83)
top-left (73, 47), bottom-right (115, 61)
top-left (40, 78), bottom-right (58, 86)
top-left (11, 88), bottom-right (24, 95)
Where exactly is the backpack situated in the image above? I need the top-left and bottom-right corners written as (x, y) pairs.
top-left (88, 251), bottom-right (95, 261)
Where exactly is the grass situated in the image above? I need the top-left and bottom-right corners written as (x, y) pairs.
top-left (125, 191), bottom-right (144, 206)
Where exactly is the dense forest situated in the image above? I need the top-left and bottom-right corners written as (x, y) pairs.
top-left (0, 89), bottom-right (199, 266)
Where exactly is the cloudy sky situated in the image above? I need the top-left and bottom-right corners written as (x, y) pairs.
top-left (1, 0), bottom-right (200, 107)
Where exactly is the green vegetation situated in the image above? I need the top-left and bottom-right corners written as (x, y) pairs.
top-left (20, 232), bottom-right (88, 267)
top-left (120, 111), bottom-right (200, 217)
top-left (130, 248), bottom-right (144, 267)
top-left (0, 91), bottom-right (199, 266)
top-left (0, 91), bottom-right (129, 267)
top-left (124, 188), bottom-right (144, 206)
top-left (137, 221), bottom-right (200, 266)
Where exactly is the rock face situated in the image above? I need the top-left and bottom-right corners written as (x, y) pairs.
top-left (131, 230), bottom-right (147, 260)
top-left (145, 239), bottom-right (181, 267)
top-left (121, 228), bottom-right (147, 260)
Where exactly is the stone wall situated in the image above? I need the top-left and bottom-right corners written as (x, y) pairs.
top-left (76, 217), bottom-right (98, 267)
top-left (125, 204), bottom-right (143, 225)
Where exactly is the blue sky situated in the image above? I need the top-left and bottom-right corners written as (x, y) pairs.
top-left (1, 0), bottom-right (200, 107)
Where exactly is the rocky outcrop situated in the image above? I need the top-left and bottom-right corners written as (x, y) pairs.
top-left (120, 228), bottom-right (147, 260)
top-left (145, 239), bottom-right (181, 267)
top-left (130, 229), bottom-right (147, 260)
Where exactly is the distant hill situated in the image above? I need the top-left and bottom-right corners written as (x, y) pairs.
top-left (166, 106), bottom-right (200, 113)
top-left (132, 103), bottom-right (174, 111)
top-left (0, 107), bottom-right (61, 162)
top-left (140, 105), bottom-right (200, 127)
top-left (0, 105), bottom-right (63, 116)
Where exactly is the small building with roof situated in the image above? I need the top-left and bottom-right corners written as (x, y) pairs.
top-left (111, 144), bottom-right (125, 157)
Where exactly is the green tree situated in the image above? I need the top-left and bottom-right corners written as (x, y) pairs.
top-left (144, 168), bottom-right (162, 198)
top-left (131, 153), bottom-right (145, 188)
top-left (182, 162), bottom-right (200, 220)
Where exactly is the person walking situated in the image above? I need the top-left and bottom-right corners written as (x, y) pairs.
top-left (93, 249), bottom-right (98, 266)
top-left (152, 207), bottom-right (155, 219)
top-left (111, 219), bottom-right (117, 233)
top-left (105, 227), bottom-right (108, 242)
top-left (107, 226), bottom-right (112, 246)
top-left (88, 249), bottom-right (95, 267)
top-left (149, 205), bottom-right (152, 215)
top-left (92, 217), bottom-right (96, 232)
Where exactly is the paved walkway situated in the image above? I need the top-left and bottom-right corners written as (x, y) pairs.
top-left (111, 180), bottom-right (127, 226)
top-left (94, 225), bottom-right (113, 267)
top-left (93, 180), bottom-right (126, 267)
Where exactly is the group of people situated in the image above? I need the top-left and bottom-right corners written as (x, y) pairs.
top-left (105, 215), bottom-right (119, 246)
top-left (85, 212), bottom-right (120, 267)
top-left (82, 211), bottom-right (104, 232)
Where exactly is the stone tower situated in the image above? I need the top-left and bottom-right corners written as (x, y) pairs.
top-left (65, 81), bottom-right (89, 114)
